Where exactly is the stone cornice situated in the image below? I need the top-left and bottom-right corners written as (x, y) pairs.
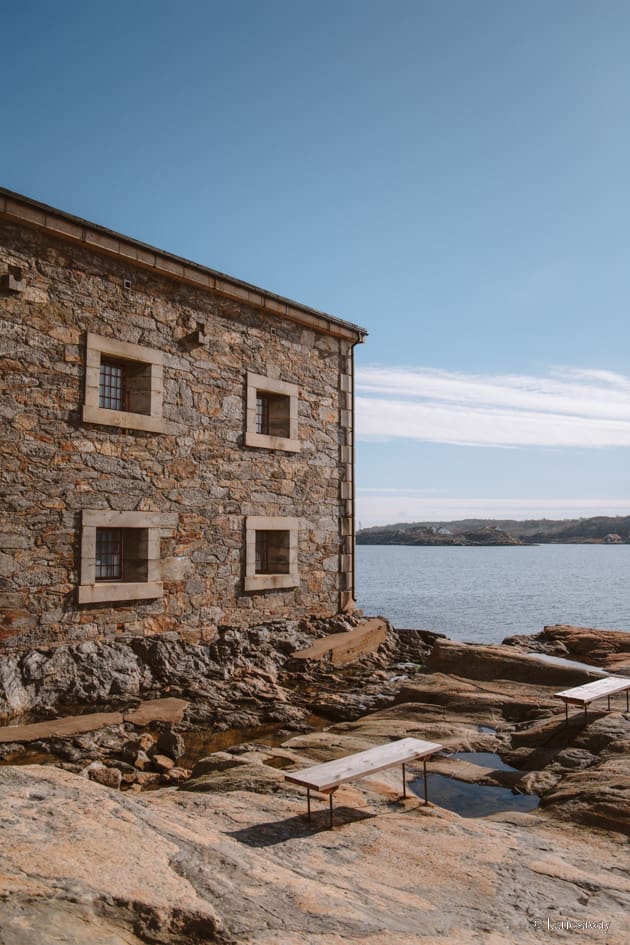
top-left (0, 187), bottom-right (368, 344)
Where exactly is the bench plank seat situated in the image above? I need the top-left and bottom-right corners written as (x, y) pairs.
top-left (556, 675), bottom-right (630, 724)
top-left (285, 737), bottom-right (443, 827)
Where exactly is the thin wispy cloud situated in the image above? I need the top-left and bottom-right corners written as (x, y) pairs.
top-left (355, 366), bottom-right (630, 447)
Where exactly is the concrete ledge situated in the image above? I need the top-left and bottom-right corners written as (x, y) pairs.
top-left (292, 618), bottom-right (387, 666)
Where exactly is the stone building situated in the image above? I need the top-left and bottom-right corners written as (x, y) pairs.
top-left (0, 188), bottom-right (366, 649)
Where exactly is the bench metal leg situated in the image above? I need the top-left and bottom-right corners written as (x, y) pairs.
top-left (584, 704), bottom-right (588, 725)
top-left (402, 762), bottom-right (407, 799)
top-left (565, 703), bottom-right (568, 726)
top-left (423, 758), bottom-right (429, 806)
top-left (329, 791), bottom-right (334, 829)
top-left (608, 695), bottom-right (611, 710)
top-left (307, 787), bottom-right (311, 822)
top-left (627, 690), bottom-right (629, 712)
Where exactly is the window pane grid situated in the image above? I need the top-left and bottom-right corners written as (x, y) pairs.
top-left (96, 528), bottom-right (122, 580)
top-left (99, 360), bottom-right (125, 410)
top-left (256, 394), bottom-right (269, 435)
top-left (255, 530), bottom-right (269, 573)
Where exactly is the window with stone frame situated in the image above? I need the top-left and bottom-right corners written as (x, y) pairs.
top-left (245, 516), bottom-right (300, 591)
top-left (255, 391), bottom-right (291, 438)
top-left (95, 527), bottom-right (149, 583)
top-left (78, 510), bottom-right (164, 604)
top-left (245, 372), bottom-right (299, 451)
top-left (255, 529), bottom-right (291, 575)
top-left (83, 333), bottom-right (166, 433)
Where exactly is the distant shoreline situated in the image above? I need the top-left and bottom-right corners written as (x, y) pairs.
top-left (357, 514), bottom-right (630, 547)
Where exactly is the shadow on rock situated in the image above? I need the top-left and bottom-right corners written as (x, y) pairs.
top-left (226, 806), bottom-right (375, 846)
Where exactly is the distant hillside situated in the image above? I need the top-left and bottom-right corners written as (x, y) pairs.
top-left (357, 516), bottom-right (630, 546)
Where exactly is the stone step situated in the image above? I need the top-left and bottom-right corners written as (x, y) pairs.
top-left (292, 619), bottom-right (387, 666)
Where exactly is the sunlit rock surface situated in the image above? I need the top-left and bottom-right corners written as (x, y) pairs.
top-left (1, 764), bottom-right (629, 945)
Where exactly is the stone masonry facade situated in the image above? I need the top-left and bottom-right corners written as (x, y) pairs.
top-left (0, 189), bottom-right (366, 649)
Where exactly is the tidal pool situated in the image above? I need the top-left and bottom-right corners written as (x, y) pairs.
top-left (411, 750), bottom-right (539, 817)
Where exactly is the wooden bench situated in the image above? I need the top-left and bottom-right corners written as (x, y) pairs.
top-left (285, 737), bottom-right (443, 828)
top-left (555, 676), bottom-right (630, 725)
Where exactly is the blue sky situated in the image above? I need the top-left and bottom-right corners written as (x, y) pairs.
top-left (3, 1), bottom-right (630, 526)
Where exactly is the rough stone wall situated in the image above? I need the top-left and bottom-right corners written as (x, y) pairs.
top-left (0, 220), bottom-right (355, 648)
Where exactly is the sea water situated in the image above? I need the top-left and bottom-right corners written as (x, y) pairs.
top-left (356, 544), bottom-right (630, 645)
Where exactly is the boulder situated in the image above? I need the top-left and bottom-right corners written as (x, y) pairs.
top-left (181, 762), bottom-right (284, 794)
top-left (87, 765), bottom-right (122, 791)
top-left (151, 754), bottom-right (175, 773)
top-left (156, 728), bottom-right (185, 760)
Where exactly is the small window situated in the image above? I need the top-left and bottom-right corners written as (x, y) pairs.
top-left (83, 333), bottom-right (165, 433)
top-left (98, 357), bottom-right (153, 415)
top-left (245, 516), bottom-right (300, 591)
top-left (95, 527), bottom-right (149, 583)
top-left (95, 528), bottom-right (122, 580)
top-left (255, 393), bottom-right (268, 435)
top-left (255, 391), bottom-right (291, 438)
top-left (255, 529), bottom-right (290, 574)
top-left (245, 372), bottom-right (299, 452)
top-left (99, 361), bottom-right (126, 412)
top-left (78, 511), bottom-right (165, 604)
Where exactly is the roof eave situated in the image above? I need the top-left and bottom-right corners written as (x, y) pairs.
top-left (0, 187), bottom-right (368, 344)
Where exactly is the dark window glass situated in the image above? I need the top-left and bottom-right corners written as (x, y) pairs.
top-left (95, 528), bottom-right (149, 583)
top-left (99, 360), bottom-right (126, 411)
top-left (95, 528), bottom-right (122, 580)
top-left (256, 394), bottom-right (269, 434)
top-left (255, 390), bottom-right (290, 438)
top-left (255, 530), bottom-right (290, 574)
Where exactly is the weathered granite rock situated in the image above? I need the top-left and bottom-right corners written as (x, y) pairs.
top-left (504, 624), bottom-right (630, 673)
top-left (0, 615), bottom-right (375, 722)
top-left (426, 638), bottom-right (607, 685)
top-left (338, 649), bottom-right (630, 835)
top-left (189, 752), bottom-right (251, 778)
top-left (1, 762), bottom-right (629, 945)
top-left (151, 754), bottom-right (175, 773)
top-left (85, 762), bottom-right (123, 790)
top-left (182, 762), bottom-right (285, 794)
top-left (156, 728), bottom-right (185, 760)
top-left (541, 753), bottom-right (630, 833)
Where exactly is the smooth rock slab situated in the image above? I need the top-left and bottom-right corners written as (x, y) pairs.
top-left (124, 697), bottom-right (188, 726)
top-left (0, 697), bottom-right (189, 744)
top-left (2, 759), bottom-right (630, 944)
top-left (0, 712), bottom-right (124, 743)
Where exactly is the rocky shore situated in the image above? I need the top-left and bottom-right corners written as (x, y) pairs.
top-left (1, 620), bottom-right (629, 943)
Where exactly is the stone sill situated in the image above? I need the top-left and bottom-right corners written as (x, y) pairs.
top-left (244, 431), bottom-right (300, 453)
top-left (82, 404), bottom-right (167, 434)
top-left (244, 573), bottom-right (299, 592)
top-left (77, 582), bottom-right (163, 604)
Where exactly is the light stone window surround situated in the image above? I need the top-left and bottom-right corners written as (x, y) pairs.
top-left (244, 371), bottom-right (300, 452)
top-left (82, 332), bottom-right (166, 433)
top-left (244, 515), bottom-right (300, 592)
top-left (78, 510), bottom-right (164, 604)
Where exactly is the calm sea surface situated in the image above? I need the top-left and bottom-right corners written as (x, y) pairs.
top-left (355, 544), bottom-right (630, 645)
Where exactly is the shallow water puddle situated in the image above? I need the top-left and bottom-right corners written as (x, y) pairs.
top-left (411, 750), bottom-right (539, 817)
top-left (179, 714), bottom-right (328, 768)
top-left (449, 750), bottom-right (516, 772)
top-left (411, 773), bottom-right (540, 817)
